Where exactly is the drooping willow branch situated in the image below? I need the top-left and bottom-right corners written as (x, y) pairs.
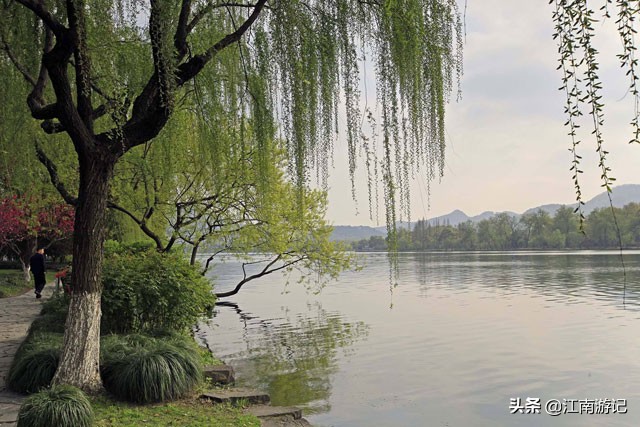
top-left (551, 0), bottom-right (634, 279)
top-left (550, 0), bottom-right (639, 221)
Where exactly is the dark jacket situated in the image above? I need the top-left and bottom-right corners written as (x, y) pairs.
top-left (30, 253), bottom-right (46, 276)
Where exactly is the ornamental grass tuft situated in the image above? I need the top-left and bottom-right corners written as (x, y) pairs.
top-left (17, 384), bottom-right (93, 427)
top-left (101, 334), bottom-right (202, 403)
top-left (8, 332), bottom-right (62, 393)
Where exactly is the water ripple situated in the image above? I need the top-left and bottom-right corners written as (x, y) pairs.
top-left (199, 251), bottom-right (640, 427)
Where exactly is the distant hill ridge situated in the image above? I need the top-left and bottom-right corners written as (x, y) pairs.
top-left (330, 184), bottom-right (640, 241)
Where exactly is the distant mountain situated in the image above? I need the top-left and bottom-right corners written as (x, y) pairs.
top-left (330, 184), bottom-right (640, 241)
top-left (521, 184), bottom-right (640, 216)
top-left (426, 209), bottom-right (470, 226)
top-left (582, 184), bottom-right (640, 213)
top-left (522, 204), bottom-right (564, 216)
top-left (468, 210), bottom-right (519, 223)
top-left (329, 225), bottom-right (386, 242)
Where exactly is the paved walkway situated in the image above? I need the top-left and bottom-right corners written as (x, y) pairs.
top-left (0, 284), bottom-right (53, 426)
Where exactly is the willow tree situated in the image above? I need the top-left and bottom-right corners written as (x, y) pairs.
top-left (0, 0), bottom-right (462, 392)
top-left (108, 108), bottom-right (351, 296)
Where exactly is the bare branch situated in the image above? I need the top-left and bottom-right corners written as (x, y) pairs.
top-left (23, 29), bottom-right (61, 121)
top-left (41, 103), bottom-right (110, 134)
top-left (186, 3), bottom-right (214, 34)
top-left (112, 0), bottom-right (267, 151)
top-left (186, 2), bottom-right (265, 34)
top-left (175, 0), bottom-right (192, 58)
top-left (215, 254), bottom-right (309, 298)
top-left (43, 35), bottom-right (95, 149)
top-left (177, 0), bottom-right (267, 84)
top-left (34, 143), bottom-right (78, 206)
top-left (66, 0), bottom-right (93, 129)
top-left (14, 0), bottom-right (66, 36)
top-left (41, 120), bottom-right (65, 134)
top-left (106, 201), bottom-right (166, 252)
top-left (0, 34), bottom-right (37, 86)
top-left (30, 102), bottom-right (59, 120)
top-left (200, 246), bottom-right (231, 275)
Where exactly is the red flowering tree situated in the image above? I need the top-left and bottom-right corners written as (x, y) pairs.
top-left (0, 195), bottom-right (74, 281)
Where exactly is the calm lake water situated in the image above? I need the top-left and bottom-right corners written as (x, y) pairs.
top-left (198, 251), bottom-right (640, 427)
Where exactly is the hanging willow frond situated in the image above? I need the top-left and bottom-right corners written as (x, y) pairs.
top-left (614, 0), bottom-right (640, 144)
top-left (2, 0), bottom-right (463, 258)
top-left (258, 0), bottom-right (463, 248)
top-left (551, 0), bottom-right (640, 231)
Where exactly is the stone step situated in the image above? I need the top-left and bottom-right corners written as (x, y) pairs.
top-left (203, 364), bottom-right (235, 385)
top-left (200, 388), bottom-right (270, 405)
top-left (245, 405), bottom-right (302, 420)
top-left (260, 417), bottom-right (313, 427)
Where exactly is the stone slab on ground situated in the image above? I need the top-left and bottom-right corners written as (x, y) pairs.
top-left (245, 405), bottom-right (302, 420)
top-left (0, 391), bottom-right (24, 426)
top-left (203, 364), bottom-right (235, 385)
top-left (201, 388), bottom-right (270, 405)
top-left (0, 284), bottom-right (53, 426)
top-left (0, 405), bottom-right (20, 425)
top-left (0, 285), bottom-right (52, 391)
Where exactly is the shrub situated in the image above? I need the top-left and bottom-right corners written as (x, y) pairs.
top-left (104, 239), bottom-right (155, 255)
top-left (100, 334), bottom-right (202, 403)
top-left (17, 385), bottom-right (93, 427)
top-left (101, 247), bottom-right (215, 334)
top-left (8, 332), bottom-right (63, 394)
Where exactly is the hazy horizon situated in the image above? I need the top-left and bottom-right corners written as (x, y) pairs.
top-left (330, 182), bottom-right (639, 226)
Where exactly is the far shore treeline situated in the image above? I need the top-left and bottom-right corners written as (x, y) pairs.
top-left (350, 203), bottom-right (640, 251)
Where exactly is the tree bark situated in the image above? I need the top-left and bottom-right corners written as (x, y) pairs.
top-left (18, 239), bottom-right (36, 283)
top-left (20, 260), bottom-right (31, 283)
top-left (51, 153), bottom-right (114, 393)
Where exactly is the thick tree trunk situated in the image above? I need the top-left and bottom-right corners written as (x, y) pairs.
top-left (52, 154), bottom-right (114, 393)
top-left (20, 261), bottom-right (31, 283)
top-left (18, 240), bottom-right (36, 283)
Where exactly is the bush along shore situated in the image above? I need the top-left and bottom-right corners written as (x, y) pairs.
top-left (6, 243), bottom-right (262, 427)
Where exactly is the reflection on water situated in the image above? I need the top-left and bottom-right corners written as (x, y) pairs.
top-left (198, 299), bottom-right (368, 415)
top-left (198, 251), bottom-right (640, 427)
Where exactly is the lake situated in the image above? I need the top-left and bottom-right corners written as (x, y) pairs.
top-left (197, 251), bottom-right (640, 426)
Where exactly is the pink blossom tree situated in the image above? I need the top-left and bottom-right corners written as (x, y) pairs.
top-left (0, 195), bottom-right (74, 281)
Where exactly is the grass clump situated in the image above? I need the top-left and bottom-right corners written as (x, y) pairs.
top-left (198, 344), bottom-right (224, 367)
top-left (17, 384), bottom-right (93, 427)
top-left (8, 332), bottom-right (63, 393)
top-left (101, 334), bottom-right (203, 403)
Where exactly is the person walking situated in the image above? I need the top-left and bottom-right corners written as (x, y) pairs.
top-left (29, 247), bottom-right (46, 299)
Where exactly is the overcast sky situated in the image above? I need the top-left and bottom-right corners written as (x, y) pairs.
top-left (324, 1), bottom-right (640, 226)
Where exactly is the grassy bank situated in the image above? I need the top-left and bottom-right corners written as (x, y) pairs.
top-left (0, 270), bottom-right (58, 298)
top-left (0, 270), bottom-right (30, 298)
top-left (92, 395), bottom-right (259, 427)
top-left (9, 290), bottom-right (258, 426)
